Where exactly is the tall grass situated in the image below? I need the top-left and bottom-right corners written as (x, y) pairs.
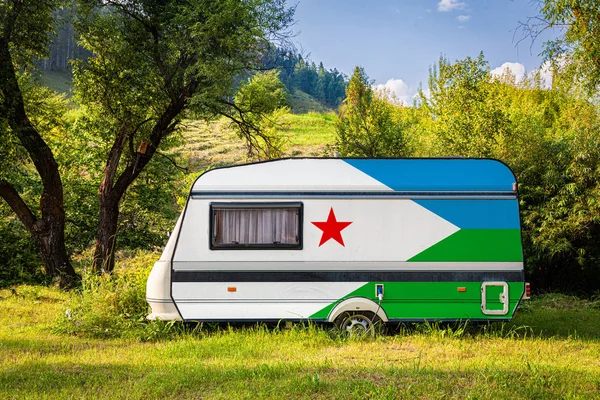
top-left (2, 270), bottom-right (600, 399)
top-left (54, 251), bottom-right (168, 340)
top-left (52, 249), bottom-right (600, 343)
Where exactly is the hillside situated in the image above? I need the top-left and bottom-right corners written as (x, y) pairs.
top-left (180, 111), bottom-right (338, 172)
top-left (41, 71), bottom-right (333, 114)
top-left (288, 89), bottom-right (331, 114)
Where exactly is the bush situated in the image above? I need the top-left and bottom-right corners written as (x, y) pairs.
top-left (55, 251), bottom-right (174, 340)
top-left (0, 206), bottom-right (46, 287)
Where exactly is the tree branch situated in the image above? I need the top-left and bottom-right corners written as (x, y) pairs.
top-left (2, 0), bottom-right (23, 42)
top-left (155, 151), bottom-right (189, 174)
top-left (0, 179), bottom-right (38, 233)
top-left (111, 96), bottom-right (188, 198)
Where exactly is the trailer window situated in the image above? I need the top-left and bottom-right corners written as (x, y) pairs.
top-left (210, 203), bottom-right (302, 249)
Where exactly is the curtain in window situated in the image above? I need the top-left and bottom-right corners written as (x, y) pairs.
top-left (214, 208), bottom-right (298, 245)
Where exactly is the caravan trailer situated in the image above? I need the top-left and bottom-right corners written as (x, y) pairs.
top-left (146, 158), bottom-right (528, 331)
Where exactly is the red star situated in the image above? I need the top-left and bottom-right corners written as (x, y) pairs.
top-left (311, 208), bottom-right (353, 247)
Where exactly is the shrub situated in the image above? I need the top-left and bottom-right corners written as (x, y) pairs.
top-left (55, 251), bottom-right (163, 339)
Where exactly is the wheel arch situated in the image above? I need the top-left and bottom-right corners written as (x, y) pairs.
top-left (327, 297), bottom-right (389, 323)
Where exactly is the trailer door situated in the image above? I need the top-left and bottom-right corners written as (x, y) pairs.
top-left (481, 282), bottom-right (509, 316)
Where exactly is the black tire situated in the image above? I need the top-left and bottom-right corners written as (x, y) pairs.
top-left (334, 311), bottom-right (385, 336)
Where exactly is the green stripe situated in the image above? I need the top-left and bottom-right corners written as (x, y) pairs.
top-left (407, 229), bottom-right (523, 262)
top-left (310, 281), bottom-right (524, 320)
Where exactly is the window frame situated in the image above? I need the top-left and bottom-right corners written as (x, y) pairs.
top-left (209, 202), bottom-right (303, 250)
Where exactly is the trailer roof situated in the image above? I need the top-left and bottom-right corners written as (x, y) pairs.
top-left (191, 158), bottom-right (517, 194)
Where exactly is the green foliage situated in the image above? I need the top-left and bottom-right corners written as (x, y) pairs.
top-left (0, 73), bottom-right (66, 201)
top-left (236, 71), bottom-right (289, 112)
top-left (69, 0), bottom-right (295, 272)
top-left (0, 208), bottom-right (44, 286)
top-left (259, 47), bottom-right (347, 109)
top-left (539, 0), bottom-right (600, 93)
top-left (426, 53), bottom-right (512, 157)
top-left (117, 150), bottom-right (186, 250)
top-left (55, 251), bottom-right (156, 339)
top-left (335, 66), bottom-right (411, 157)
top-left (0, 6), bottom-right (69, 197)
top-left (0, 74), bottom-right (72, 284)
top-left (74, 0), bottom-right (294, 128)
top-left (0, 0), bottom-right (59, 66)
top-left (231, 70), bottom-right (291, 159)
top-left (415, 52), bottom-right (600, 293)
top-left (497, 83), bottom-right (600, 293)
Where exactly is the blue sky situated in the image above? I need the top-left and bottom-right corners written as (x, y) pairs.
top-left (289, 0), bottom-right (558, 103)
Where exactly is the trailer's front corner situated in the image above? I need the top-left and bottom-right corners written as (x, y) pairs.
top-left (146, 213), bottom-right (184, 321)
top-left (146, 260), bottom-right (182, 320)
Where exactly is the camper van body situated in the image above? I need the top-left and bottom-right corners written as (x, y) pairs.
top-left (146, 158), bottom-right (526, 325)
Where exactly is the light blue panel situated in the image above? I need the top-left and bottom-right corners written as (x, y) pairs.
top-left (414, 199), bottom-right (521, 229)
top-left (343, 159), bottom-right (516, 192)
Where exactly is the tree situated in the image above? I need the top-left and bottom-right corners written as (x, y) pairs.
top-left (230, 70), bottom-right (289, 159)
top-left (424, 53), bottom-right (512, 157)
top-left (335, 66), bottom-right (410, 157)
top-left (0, 0), bottom-right (78, 288)
top-left (507, 86), bottom-right (600, 293)
top-left (73, 0), bottom-right (294, 272)
top-left (417, 52), bottom-right (600, 292)
top-left (523, 0), bottom-right (600, 93)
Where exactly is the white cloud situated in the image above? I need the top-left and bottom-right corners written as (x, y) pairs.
top-left (491, 62), bottom-right (527, 83)
top-left (374, 78), bottom-right (413, 106)
top-left (457, 15), bottom-right (470, 22)
top-left (491, 61), bottom-right (561, 88)
top-left (438, 0), bottom-right (466, 12)
top-left (528, 60), bottom-right (554, 88)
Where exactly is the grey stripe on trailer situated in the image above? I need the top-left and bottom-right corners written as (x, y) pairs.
top-left (171, 270), bottom-right (524, 283)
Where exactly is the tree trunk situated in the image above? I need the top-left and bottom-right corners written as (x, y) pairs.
top-left (92, 193), bottom-right (120, 273)
top-left (33, 217), bottom-right (78, 288)
top-left (0, 180), bottom-right (78, 288)
top-left (91, 95), bottom-right (189, 273)
top-left (0, 36), bottom-right (79, 289)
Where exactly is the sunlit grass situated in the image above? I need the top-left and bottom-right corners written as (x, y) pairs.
top-left (287, 89), bottom-right (330, 114)
top-left (1, 284), bottom-right (599, 399)
top-left (179, 112), bottom-right (337, 173)
top-left (279, 112), bottom-right (337, 157)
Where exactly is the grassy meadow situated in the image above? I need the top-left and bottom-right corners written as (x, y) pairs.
top-left (180, 111), bottom-right (337, 171)
top-left (1, 283), bottom-right (600, 399)
top-left (2, 113), bottom-right (600, 399)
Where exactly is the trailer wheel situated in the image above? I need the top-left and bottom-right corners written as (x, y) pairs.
top-left (335, 311), bottom-right (381, 336)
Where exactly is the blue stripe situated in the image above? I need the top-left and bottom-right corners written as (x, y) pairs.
top-left (343, 159), bottom-right (516, 192)
top-left (414, 199), bottom-right (521, 229)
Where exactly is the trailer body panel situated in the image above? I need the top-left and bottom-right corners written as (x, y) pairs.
top-left (146, 159), bottom-right (525, 323)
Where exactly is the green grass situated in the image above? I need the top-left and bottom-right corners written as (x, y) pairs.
top-left (40, 70), bottom-right (74, 96)
top-left (287, 89), bottom-right (330, 114)
top-left (1, 282), bottom-right (599, 399)
top-left (509, 293), bottom-right (600, 340)
top-left (179, 111), bottom-right (337, 171)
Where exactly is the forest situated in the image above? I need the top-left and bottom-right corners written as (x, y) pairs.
top-left (39, 10), bottom-right (347, 111)
top-left (1, 0), bottom-right (600, 296)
